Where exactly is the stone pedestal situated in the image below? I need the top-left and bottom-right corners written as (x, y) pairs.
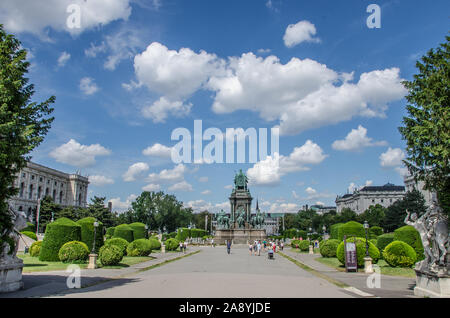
top-left (214, 229), bottom-right (267, 244)
top-left (161, 245), bottom-right (166, 254)
top-left (0, 261), bottom-right (24, 293)
top-left (364, 256), bottom-right (373, 274)
top-left (309, 245), bottom-right (314, 254)
top-left (87, 254), bottom-right (98, 269)
top-left (414, 268), bottom-right (450, 298)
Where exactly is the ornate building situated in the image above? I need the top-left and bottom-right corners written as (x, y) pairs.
top-left (403, 172), bottom-right (435, 207)
top-left (8, 161), bottom-right (89, 219)
top-left (335, 183), bottom-right (405, 214)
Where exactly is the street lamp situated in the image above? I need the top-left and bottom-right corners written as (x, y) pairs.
top-left (92, 221), bottom-right (99, 254)
top-left (88, 221), bottom-right (99, 269)
top-left (363, 220), bottom-right (373, 274)
top-left (363, 221), bottom-right (369, 257)
top-left (145, 224), bottom-right (148, 238)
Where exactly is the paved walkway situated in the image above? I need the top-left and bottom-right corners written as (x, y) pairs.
top-left (281, 249), bottom-right (417, 298)
top-left (50, 245), bottom-right (354, 298)
top-left (1, 249), bottom-right (200, 298)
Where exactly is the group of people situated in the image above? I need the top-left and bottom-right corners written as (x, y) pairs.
top-left (248, 240), bottom-right (284, 256)
top-left (179, 241), bottom-right (188, 253)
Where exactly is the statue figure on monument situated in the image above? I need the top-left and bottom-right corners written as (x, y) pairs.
top-left (236, 207), bottom-right (246, 229)
top-left (234, 169), bottom-right (248, 190)
top-left (1, 206), bottom-right (27, 265)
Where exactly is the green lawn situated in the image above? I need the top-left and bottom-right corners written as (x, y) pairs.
top-left (315, 257), bottom-right (416, 278)
top-left (18, 253), bottom-right (154, 272)
top-left (291, 247), bottom-right (320, 254)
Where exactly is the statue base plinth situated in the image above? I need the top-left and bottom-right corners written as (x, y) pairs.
top-left (0, 261), bottom-right (24, 293)
top-left (214, 229), bottom-right (267, 244)
top-left (414, 268), bottom-right (450, 298)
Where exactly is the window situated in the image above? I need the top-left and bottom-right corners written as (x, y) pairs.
top-left (372, 199), bottom-right (375, 203)
top-left (45, 188), bottom-right (49, 197)
top-left (381, 199), bottom-right (384, 203)
top-left (59, 191), bottom-right (63, 204)
top-left (31, 175), bottom-right (35, 180)
top-left (37, 186), bottom-right (42, 199)
top-left (52, 189), bottom-right (56, 202)
top-left (47, 180), bottom-right (50, 185)
top-left (20, 182), bottom-right (25, 198)
top-left (39, 177), bottom-right (43, 182)
top-left (55, 181), bottom-right (57, 186)
top-left (29, 184), bottom-right (33, 200)
top-left (22, 173), bottom-right (26, 178)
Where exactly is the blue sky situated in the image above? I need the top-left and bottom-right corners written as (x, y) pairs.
top-left (2, 0), bottom-right (448, 214)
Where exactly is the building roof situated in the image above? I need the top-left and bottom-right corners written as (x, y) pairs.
top-left (359, 183), bottom-right (405, 192)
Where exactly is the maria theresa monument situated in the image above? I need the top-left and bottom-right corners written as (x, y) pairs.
top-left (214, 170), bottom-right (267, 244)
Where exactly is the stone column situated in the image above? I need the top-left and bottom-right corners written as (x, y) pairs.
top-left (364, 256), bottom-right (373, 274)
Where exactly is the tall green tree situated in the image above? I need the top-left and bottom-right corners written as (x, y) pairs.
top-left (399, 36), bottom-right (450, 218)
top-left (357, 204), bottom-right (386, 227)
top-left (37, 196), bottom-right (61, 232)
top-left (88, 196), bottom-right (115, 228)
top-left (0, 25), bottom-right (55, 241)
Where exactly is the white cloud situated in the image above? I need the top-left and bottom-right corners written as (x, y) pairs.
top-left (185, 200), bottom-right (230, 213)
top-left (141, 97), bottom-right (192, 123)
top-left (89, 175), bottom-right (114, 187)
top-left (123, 162), bottom-right (149, 182)
top-left (109, 194), bottom-right (137, 213)
top-left (316, 201), bottom-right (325, 206)
top-left (146, 164), bottom-right (187, 184)
top-left (168, 181), bottom-right (193, 192)
top-left (247, 140), bottom-right (327, 185)
top-left (283, 20), bottom-right (320, 48)
top-left (305, 187), bottom-right (317, 195)
top-left (57, 51), bottom-right (71, 67)
top-left (142, 183), bottom-right (161, 192)
top-left (224, 185), bottom-right (233, 189)
top-left (380, 147), bottom-right (405, 168)
top-left (292, 191), bottom-right (299, 199)
top-left (85, 42), bottom-right (108, 58)
top-left (257, 48), bottom-right (271, 54)
top-left (49, 139), bottom-right (111, 167)
top-left (268, 202), bottom-right (299, 214)
top-left (143, 143), bottom-right (173, 158)
top-left (332, 125), bottom-right (387, 151)
top-left (79, 77), bottom-right (99, 95)
top-left (201, 190), bottom-right (211, 195)
top-left (198, 177), bottom-right (209, 183)
top-left (0, 0), bottom-right (132, 38)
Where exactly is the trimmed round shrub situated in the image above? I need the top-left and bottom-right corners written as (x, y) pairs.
top-left (30, 241), bottom-right (42, 257)
top-left (291, 239), bottom-right (301, 248)
top-left (149, 238), bottom-right (161, 250)
top-left (113, 224), bottom-right (134, 242)
top-left (284, 229), bottom-right (298, 239)
top-left (336, 237), bottom-right (380, 267)
top-left (310, 233), bottom-right (322, 241)
top-left (39, 218), bottom-right (82, 261)
top-left (298, 240), bottom-right (310, 251)
top-left (127, 239), bottom-right (152, 256)
top-left (370, 238), bottom-right (378, 247)
top-left (58, 241), bottom-right (89, 263)
top-left (165, 238), bottom-right (180, 251)
top-left (376, 233), bottom-right (395, 258)
top-left (383, 241), bottom-right (417, 267)
top-left (76, 217), bottom-right (104, 253)
top-left (369, 226), bottom-right (383, 238)
top-left (129, 222), bottom-right (147, 240)
top-left (104, 237), bottom-right (129, 255)
top-left (105, 227), bottom-right (115, 239)
top-left (21, 231), bottom-right (37, 241)
top-left (320, 239), bottom-right (340, 258)
top-left (394, 225), bottom-right (424, 261)
top-left (338, 221), bottom-right (365, 241)
top-left (22, 222), bottom-right (36, 233)
top-left (99, 245), bottom-right (123, 266)
top-left (330, 223), bottom-right (344, 240)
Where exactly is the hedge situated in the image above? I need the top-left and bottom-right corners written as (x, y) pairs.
top-left (283, 229), bottom-right (298, 239)
top-left (376, 233), bottom-right (395, 258)
top-left (298, 240), bottom-right (310, 251)
top-left (30, 241), bottom-right (42, 257)
top-left (298, 230), bottom-right (307, 240)
top-left (338, 221), bottom-right (366, 241)
top-left (165, 238), bottom-right (180, 251)
top-left (99, 245), bottom-right (123, 266)
top-left (129, 222), bottom-right (147, 240)
top-left (291, 240), bottom-right (301, 248)
top-left (190, 229), bottom-right (207, 238)
top-left (58, 241), bottom-right (89, 263)
top-left (394, 225), bottom-right (424, 261)
top-left (127, 239), bottom-right (152, 256)
top-left (76, 217), bottom-right (104, 253)
top-left (383, 241), bottom-right (417, 267)
top-left (369, 226), bottom-right (383, 238)
top-left (105, 227), bottom-right (116, 239)
top-left (149, 238), bottom-right (161, 250)
top-left (336, 237), bottom-right (380, 267)
top-left (370, 239), bottom-right (378, 247)
top-left (113, 224), bottom-right (134, 242)
top-left (176, 228), bottom-right (191, 241)
top-left (104, 237), bottom-right (129, 256)
top-left (320, 239), bottom-right (340, 258)
top-left (22, 222), bottom-right (36, 233)
top-left (21, 231), bottom-right (37, 241)
top-left (39, 218), bottom-right (82, 261)
top-left (330, 223), bottom-right (344, 240)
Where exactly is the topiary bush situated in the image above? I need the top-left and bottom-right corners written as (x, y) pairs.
top-left (338, 221), bottom-right (366, 241)
top-left (369, 226), bottom-right (383, 238)
top-left (76, 217), bottom-right (104, 253)
top-left (39, 218), bottom-right (82, 261)
top-left (105, 227), bottom-right (115, 240)
top-left (127, 239), bottom-right (152, 256)
top-left (21, 231), bottom-right (37, 241)
top-left (383, 241), bottom-right (417, 267)
top-left (320, 239), bottom-right (340, 258)
top-left (58, 241), bottom-right (89, 263)
top-left (149, 238), bottom-right (161, 250)
top-left (129, 222), bottom-right (147, 240)
top-left (176, 228), bottom-right (191, 241)
top-left (283, 229), bottom-right (298, 239)
top-left (370, 238), bottom-right (378, 246)
top-left (298, 240), bottom-right (310, 251)
top-left (22, 222), bottom-right (36, 233)
top-left (30, 241), bottom-right (42, 257)
top-left (298, 230), bottom-right (307, 240)
top-left (113, 224), bottom-right (134, 242)
top-left (376, 233), bottom-right (395, 258)
top-left (104, 237), bottom-right (129, 256)
top-left (394, 225), bottom-right (424, 261)
top-left (330, 223), bottom-right (344, 240)
top-left (99, 245), bottom-right (123, 266)
top-left (336, 237), bottom-right (380, 267)
top-left (291, 239), bottom-right (301, 248)
top-left (165, 238), bottom-right (180, 251)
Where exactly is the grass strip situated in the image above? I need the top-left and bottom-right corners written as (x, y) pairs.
top-left (279, 252), bottom-right (350, 289)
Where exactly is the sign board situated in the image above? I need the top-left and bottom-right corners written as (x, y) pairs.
top-left (344, 239), bottom-right (357, 272)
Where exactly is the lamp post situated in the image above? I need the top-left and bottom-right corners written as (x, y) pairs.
top-left (308, 227), bottom-right (314, 254)
top-left (145, 224), bottom-right (149, 239)
top-left (88, 221), bottom-right (99, 269)
top-left (363, 220), bottom-right (373, 273)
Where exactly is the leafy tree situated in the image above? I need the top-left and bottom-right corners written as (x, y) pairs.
top-left (282, 213), bottom-right (297, 230)
top-left (0, 25), bottom-right (55, 241)
top-left (335, 208), bottom-right (358, 223)
top-left (357, 204), bottom-right (386, 227)
top-left (88, 196), bottom-right (115, 228)
top-left (193, 210), bottom-right (212, 233)
top-left (399, 36), bottom-right (450, 218)
top-left (37, 196), bottom-right (61, 232)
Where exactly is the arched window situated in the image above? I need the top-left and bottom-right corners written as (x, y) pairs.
top-left (52, 189), bottom-right (56, 202)
top-left (20, 182), bottom-right (25, 198)
top-left (45, 187), bottom-right (49, 197)
top-left (37, 186), bottom-right (42, 199)
top-left (29, 184), bottom-right (33, 200)
top-left (59, 191), bottom-right (63, 204)
top-left (78, 193), bottom-right (82, 206)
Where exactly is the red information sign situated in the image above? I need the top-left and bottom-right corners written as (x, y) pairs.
top-left (344, 237), bottom-right (357, 272)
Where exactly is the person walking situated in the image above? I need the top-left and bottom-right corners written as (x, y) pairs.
top-left (257, 240), bottom-right (261, 256)
top-left (280, 241), bottom-right (284, 251)
top-left (226, 240), bottom-right (231, 254)
top-left (249, 242), bottom-right (253, 256)
top-left (179, 241), bottom-right (183, 253)
top-left (183, 241), bottom-right (188, 254)
top-left (211, 238), bottom-right (214, 248)
top-left (253, 241), bottom-right (257, 256)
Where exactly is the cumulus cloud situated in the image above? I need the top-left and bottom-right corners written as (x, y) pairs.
top-left (142, 143), bottom-right (173, 158)
top-left (146, 164), bottom-right (187, 184)
top-left (79, 77), bottom-right (99, 95)
top-left (332, 125), bottom-right (387, 151)
top-left (198, 177), bottom-right (209, 183)
top-left (49, 139), bottom-right (111, 167)
top-left (109, 194), bottom-right (137, 213)
top-left (185, 200), bottom-right (230, 213)
top-left (380, 147), bottom-right (405, 168)
top-left (123, 162), bottom-right (149, 182)
top-left (0, 0), bottom-right (132, 38)
top-left (141, 97), bottom-right (192, 123)
top-left (142, 183), bottom-right (161, 192)
top-left (267, 202), bottom-right (299, 214)
top-left (247, 140), bottom-right (327, 185)
top-left (201, 190), bottom-right (211, 195)
top-left (283, 20), bottom-right (320, 48)
top-left (89, 175), bottom-right (114, 186)
top-left (168, 181), bottom-right (193, 192)
top-left (57, 51), bottom-right (71, 67)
